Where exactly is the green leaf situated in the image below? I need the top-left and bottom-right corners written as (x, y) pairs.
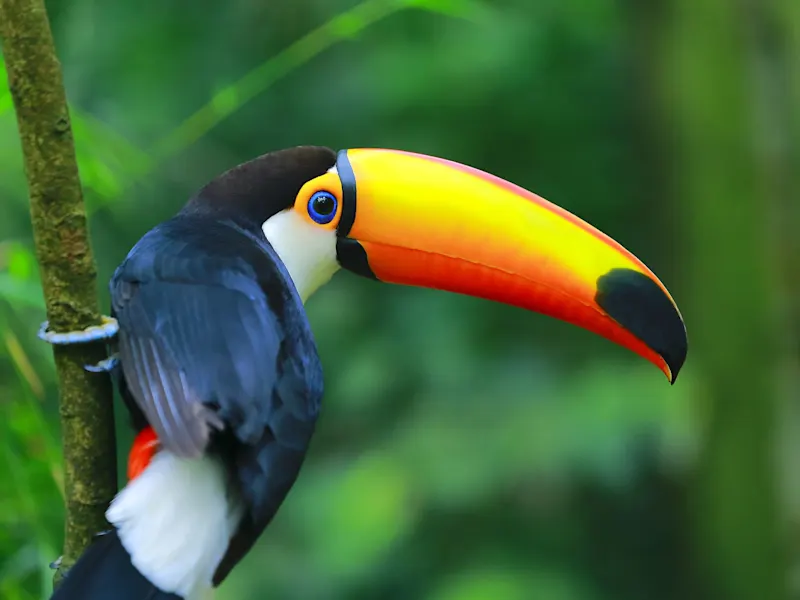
top-left (428, 568), bottom-right (596, 600)
top-left (210, 87), bottom-right (240, 116)
top-left (406, 0), bottom-right (483, 19)
top-left (0, 58), bottom-right (10, 116)
top-left (6, 244), bottom-right (34, 281)
top-left (70, 111), bottom-right (152, 206)
top-left (330, 12), bottom-right (369, 38)
top-left (0, 274), bottom-right (44, 309)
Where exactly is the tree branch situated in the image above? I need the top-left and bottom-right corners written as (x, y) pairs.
top-left (0, 0), bottom-right (118, 585)
top-left (664, 0), bottom-right (790, 597)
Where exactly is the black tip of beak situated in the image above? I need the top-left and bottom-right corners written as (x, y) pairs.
top-left (595, 268), bottom-right (688, 383)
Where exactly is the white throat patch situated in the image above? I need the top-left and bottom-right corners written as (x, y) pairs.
top-left (262, 209), bottom-right (340, 303)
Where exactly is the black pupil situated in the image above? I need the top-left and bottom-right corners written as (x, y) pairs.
top-left (313, 194), bottom-right (335, 216)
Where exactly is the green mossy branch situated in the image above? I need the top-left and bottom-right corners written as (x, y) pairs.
top-left (0, 0), bottom-right (117, 586)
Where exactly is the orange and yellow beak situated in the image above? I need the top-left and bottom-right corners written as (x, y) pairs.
top-left (332, 148), bottom-right (687, 382)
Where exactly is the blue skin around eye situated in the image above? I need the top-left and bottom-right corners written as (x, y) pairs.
top-left (307, 192), bottom-right (337, 225)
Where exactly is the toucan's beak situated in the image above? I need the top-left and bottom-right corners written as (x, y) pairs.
top-left (333, 148), bottom-right (688, 382)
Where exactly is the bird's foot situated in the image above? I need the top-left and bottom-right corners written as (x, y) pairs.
top-left (38, 315), bottom-right (119, 345)
top-left (84, 353), bottom-right (120, 373)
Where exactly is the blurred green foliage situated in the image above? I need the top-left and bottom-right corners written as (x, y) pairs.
top-left (1, 0), bottom-right (797, 598)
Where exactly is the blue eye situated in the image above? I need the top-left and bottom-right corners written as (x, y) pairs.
top-left (307, 191), bottom-right (338, 225)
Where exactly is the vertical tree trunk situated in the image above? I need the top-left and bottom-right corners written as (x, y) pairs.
top-left (661, 0), bottom-right (797, 598)
top-left (0, 0), bottom-right (118, 585)
top-left (755, 0), bottom-right (800, 591)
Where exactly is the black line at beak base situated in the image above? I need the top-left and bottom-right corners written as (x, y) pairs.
top-left (595, 268), bottom-right (687, 383)
top-left (336, 149), bottom-right (357, 237)
top-left (336, 238), bottom-right (377, 280)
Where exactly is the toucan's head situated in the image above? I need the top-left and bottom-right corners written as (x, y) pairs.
top-left (188, 145), bottom-right (687, 382)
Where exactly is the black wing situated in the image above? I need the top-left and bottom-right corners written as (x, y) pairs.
top-left (110, 216), bottom-right (323, 584)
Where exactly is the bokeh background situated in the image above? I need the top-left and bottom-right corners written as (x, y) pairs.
top-left (1, 0), bottom-right (798, 598)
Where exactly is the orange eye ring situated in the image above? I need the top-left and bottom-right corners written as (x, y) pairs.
top-left (294, 172), bottom-right (343, 230)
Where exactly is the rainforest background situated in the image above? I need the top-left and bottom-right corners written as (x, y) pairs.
top-left (1, 0), bottom-right (798, 598)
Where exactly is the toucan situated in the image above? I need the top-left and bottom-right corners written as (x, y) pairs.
top-left (39, 146), bottom-right (687, 600)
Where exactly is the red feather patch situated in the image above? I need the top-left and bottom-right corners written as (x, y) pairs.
top-left (128, 427), bottom-right (160, 481)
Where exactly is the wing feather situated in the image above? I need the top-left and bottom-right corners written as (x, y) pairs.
top-left (110, 218), bottom-right (324, 561)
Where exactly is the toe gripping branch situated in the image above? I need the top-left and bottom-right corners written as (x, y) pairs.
top-left (38, 315), bottom-right (120, 373)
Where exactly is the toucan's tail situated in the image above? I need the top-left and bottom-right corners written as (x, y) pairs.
top-left (50, 529), bottom-right (181, 600)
